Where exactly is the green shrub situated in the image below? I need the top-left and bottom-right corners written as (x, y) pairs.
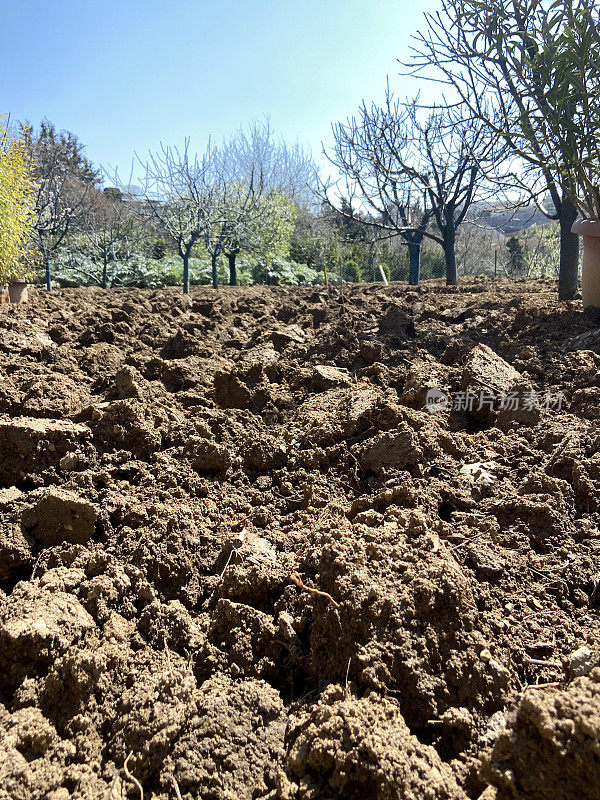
top-left (51, 250), bottom-right (313, 289)
top-left (245, 255), bottom-right (318, 285)
top-left (343, 258), bottom-right (363, 283)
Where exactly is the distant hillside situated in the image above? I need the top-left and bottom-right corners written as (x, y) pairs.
top-left (474, 204), bottom-right (553, 235)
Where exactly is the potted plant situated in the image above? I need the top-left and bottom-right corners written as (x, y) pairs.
top-left (571, 220), bottom-right (600, 308)
top-left (7, 277), bottom-right (29, 304)
top-left (0, 263), bottom-right (33, 304)
top-left (0, 265), bottom-right (33, 305)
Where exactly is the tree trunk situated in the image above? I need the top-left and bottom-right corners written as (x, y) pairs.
top-left (211, 252), bottom-right (219, 290)
top-left (183, 252), bottom-right (190, 295)
top-left (558, 195), bottom-right (579, 301)
top-left (102, 258), bottom-right (108, 290)
top-left (228, 253), bottom-right (237, 286)
top-left (444, 228), bottom-right (458, 286)
top-left (45, 257), bottom-right (52, 292)
top-left (408, 242), bottom-right (421, 285)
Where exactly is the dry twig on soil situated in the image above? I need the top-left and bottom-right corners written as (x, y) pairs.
top-left (123, 752), bottom-right (144, 800)
top-left (524, 680), bottom-right (563, 690)
top-left (170, 775), bottom-right (184, 800)
top-left (290, 572), bottom-right (340, 608)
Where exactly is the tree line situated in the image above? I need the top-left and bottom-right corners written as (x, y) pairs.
top-left (2, 0), bottom-right (599, 299)
top-left (0, 116), bottom-right (446, 291)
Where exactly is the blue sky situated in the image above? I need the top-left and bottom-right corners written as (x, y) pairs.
top-left (1, 0), bottom-right (437, 181)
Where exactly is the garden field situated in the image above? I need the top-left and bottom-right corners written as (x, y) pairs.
top-left (1, 280), bottom-right (600, 800)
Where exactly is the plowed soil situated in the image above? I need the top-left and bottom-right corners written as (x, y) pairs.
top-left (2, 279), bottom-right (600, 800)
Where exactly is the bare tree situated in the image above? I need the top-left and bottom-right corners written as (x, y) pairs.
top-left (200, 166), bottom-right (265, 290)
top-left (326, 103), bottom-right (433, 285)
top-left (325, 90), bottom-right (492, 285)
top-left (138, 139), bottom-right (214, 293)
top-left (402, 101), bottom-right (498, 285)
top-left (140, 136), bottom-right (265, 292)
top-left (455, 217), bottom-right (507, 277)
top-left (227, 118), bottom-right (317, 207)
top-left (193, 126), bottom-right (278, 289)
top-left (78, 188), bottom-right (141, 288)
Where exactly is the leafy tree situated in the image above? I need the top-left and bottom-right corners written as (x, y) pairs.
top-left (225, 190), bottom-right (297, 284)
top-left (289, 207), bottom-right (339, 273)
top-left (505, 236), bottom-right (526, 276)
top-left (152, 238), bottom-right (167, 259)
top-left (152, 239), bottom-right (167, 261)
top-left (343, 257), bottom-right (362, 282)
top-left (0, 119), bottom-right (34, 284)
top-left (331, 197), bottom-right (370, 242)
top-left (35, 120), bottom-right (99, 185)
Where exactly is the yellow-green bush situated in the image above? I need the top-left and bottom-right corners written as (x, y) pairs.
top-left (0, 119), bottom-right (34, 283)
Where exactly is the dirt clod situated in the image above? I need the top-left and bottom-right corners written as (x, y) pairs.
top-left (0, 418), bottom-right (91, 488)
top-left (21, 489), bottom-right (97, 547)
top-left (484, 673), bottom-right (600, 800)
top-left (282, 686), bottom-right (467, 799)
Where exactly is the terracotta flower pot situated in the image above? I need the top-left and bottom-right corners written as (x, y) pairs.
top-left (7, 280), bottom-right (28, 304)
top-left (572, 219), bottom-right (600, 308)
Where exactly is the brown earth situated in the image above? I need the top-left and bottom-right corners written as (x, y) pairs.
top-left (1, 278), bottom-right (600, 799)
